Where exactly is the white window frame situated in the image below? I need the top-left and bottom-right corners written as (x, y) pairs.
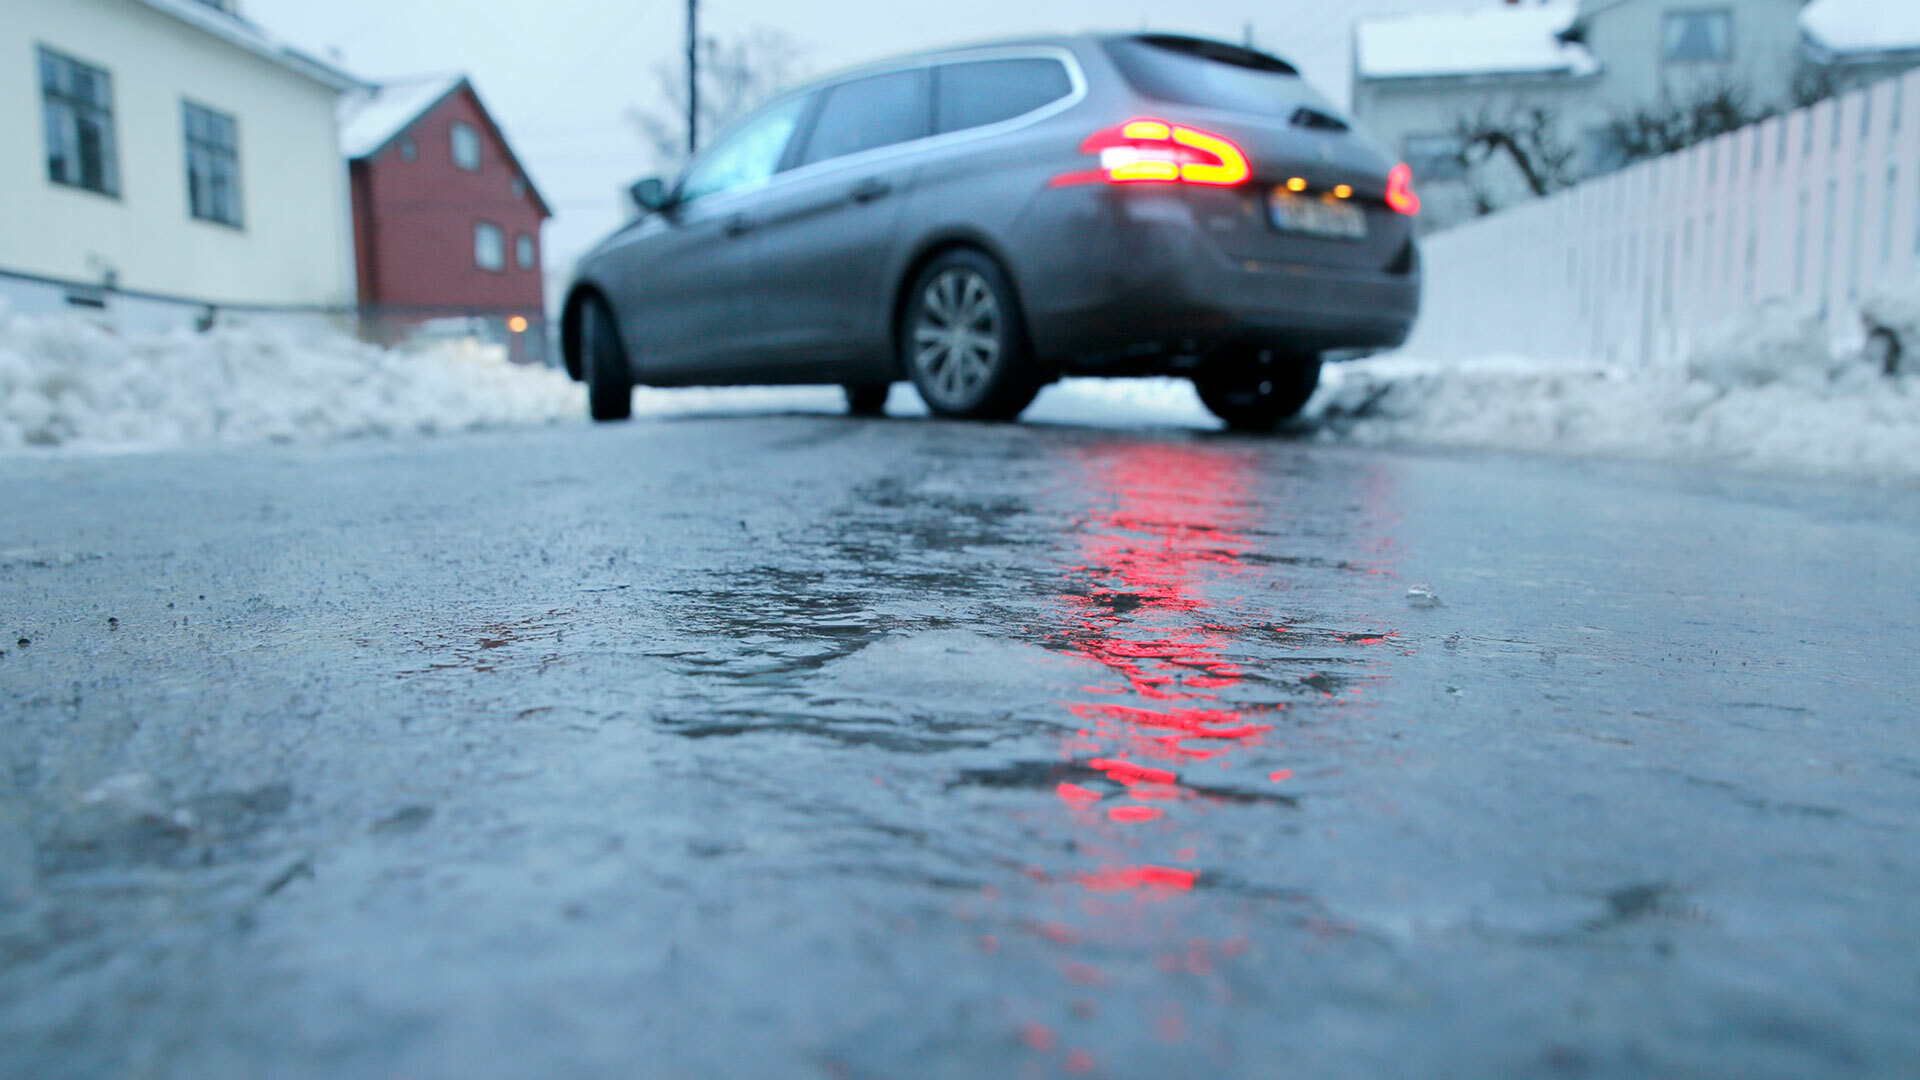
top-left (184, 100), bottom-right (243, 228)
top-left (475, 221), bottom-right (504, 272)
top-left (451, 121), bottom-right (481, 171)
top-left (1663, 9), bottom-right (1733, 64)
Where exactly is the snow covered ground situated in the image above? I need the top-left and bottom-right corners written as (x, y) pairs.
top-left (1310, 300), bottom-right (1920, 482)
top-left (0, 306), bottom-right (583, 451)
top-left (3, 295), bottom-right (1916, 483)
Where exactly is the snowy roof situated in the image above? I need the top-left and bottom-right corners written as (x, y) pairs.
top-left (1801, 0), bottom-right (1920, 56)
top-left (338, 76), bottom-right (553, 218)
top-left (1355, 2), bottom-right (1601, 82)
top-left (128, 0), bottom-right (361, 91)
top-left (338, 76), bottom-right (465, 160)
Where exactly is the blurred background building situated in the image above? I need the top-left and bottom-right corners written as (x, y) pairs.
top-left (1354, 0), bottom-right (1920, 233)
top-left (1, 0), bottom-right (360, 323)
top-left (341, 77), bottom-right (553, 364)
top-left (3, 0), bottom-right (552, 363)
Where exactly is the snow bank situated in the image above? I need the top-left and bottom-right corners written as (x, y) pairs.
top-left (1314, 301), bottom-right (1920, 482)
top-left (0, 306), bottom-right (582, 451)
top-left (5, 292), bottom-right (1917, 484)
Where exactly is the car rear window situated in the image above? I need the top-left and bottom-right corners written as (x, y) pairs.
top-left (935, 58), bottom-right (1073, 134)
top-left (1102, 35), bottom-right (1312, 116)
top-left (798, 68), bottom-right (933, 167)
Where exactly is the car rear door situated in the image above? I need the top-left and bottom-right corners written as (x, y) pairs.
top-left (736, 67), bottom-right (932, 379)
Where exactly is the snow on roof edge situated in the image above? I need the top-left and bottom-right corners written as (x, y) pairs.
top-left (1800, 0), bottom-right (1920, 56)
top-left (129, 0), bottom-right (363, 92)
top-left (1354, 2), bottom-right (1600, 82)
top-left (337, 76), bottom-right (554, 218)
top-left (337, 75), bottom-right (465, 160)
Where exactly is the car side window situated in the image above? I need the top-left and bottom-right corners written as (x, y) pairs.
top-left (678, 95), bottom-right (810, 204)
top-left (797, 69), bottom-right (932, 168)
top-left (935, 58), bottom-right (1073, 135)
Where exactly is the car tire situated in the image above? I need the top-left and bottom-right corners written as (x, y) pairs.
top-left (581, 295), bottom-right (632, 422)
top-left (900, 249), bottom-right (1040, 421)
top-left (1194, 354), bottom-right (1322, 431)
top-left (844, 383), bottom-right (891, 417)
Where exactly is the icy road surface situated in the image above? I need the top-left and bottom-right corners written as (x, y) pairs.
top-left (3, 416), bottom-right (1918, 1079)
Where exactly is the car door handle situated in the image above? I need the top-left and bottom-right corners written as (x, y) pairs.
top-left (849, 178), bottom-right (892, 204)
top-left (723, 214), bottom-right (756, 238)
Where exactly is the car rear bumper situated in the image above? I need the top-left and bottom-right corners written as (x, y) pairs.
top-left (1011, 187), bottom-right (1421, 371)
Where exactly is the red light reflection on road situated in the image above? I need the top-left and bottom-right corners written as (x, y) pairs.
top-left (996, 440), bottom-right (1414, 1073)
top-left (1054, 442), bottom-right (1276, 877)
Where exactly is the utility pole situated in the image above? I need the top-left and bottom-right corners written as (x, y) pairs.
top-left (686, 0), bottom-right (699, 156)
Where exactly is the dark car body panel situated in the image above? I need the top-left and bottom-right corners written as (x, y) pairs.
top-left (566, 34), bottom-right (1421, 389)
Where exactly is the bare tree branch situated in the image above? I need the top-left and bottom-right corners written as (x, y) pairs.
top-left (1606, 77), bottom-right (1771, 165)
top-left (1453, 104), bottom-right (1580, 203)
top-left (1791, 60), bottom-right (1842, 110)
top-left (625, 28), bottom-right (809, 175)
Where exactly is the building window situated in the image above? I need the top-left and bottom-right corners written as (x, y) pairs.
top-left (39, 46), bottom-right (119, 197)
top-left (512, 176), bottom-right (526, 199)
top-left (516, 233), bottom-right (535, 270)
top-left (1664, 10), bottom-right (1731, 63)
top-left (400, 136), bottom-right (417, 162)
top-left (1403, 134), bottom-right (1466, 182)
top-left (475, 221), bottom-right (504, 271)
top-left (451, 122), bottom-right (481, 171)
top-left (184, 102), bottom-right (242, 227)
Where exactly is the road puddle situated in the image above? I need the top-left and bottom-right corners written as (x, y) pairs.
top-left (986, 439), bottom-right (1396, 1073)
top-left (1050, 443), bottom-right (1276, 893)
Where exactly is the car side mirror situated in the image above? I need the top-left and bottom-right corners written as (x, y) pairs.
top-left (629, 177), bottom-right (673, 215)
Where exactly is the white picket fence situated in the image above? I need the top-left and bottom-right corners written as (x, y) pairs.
top-left (1404, 67), bottom-right (1920, 367)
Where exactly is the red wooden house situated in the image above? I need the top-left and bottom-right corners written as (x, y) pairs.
top-left (339, 76), bottom-right (551, 361)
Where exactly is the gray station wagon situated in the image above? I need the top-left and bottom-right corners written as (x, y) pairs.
top-left (562, 33), bottom-right (1423, 429)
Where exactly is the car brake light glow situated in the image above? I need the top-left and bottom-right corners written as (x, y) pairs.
top-left (1386, 163), bottom-right (1421, 216)
top-left (1055, 120), bottom-right (1252, 188)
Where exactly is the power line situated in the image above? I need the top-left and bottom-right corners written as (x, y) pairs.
top-left (687, 0), bottom-right (699, 156)
top-left (523, 0), bottom-right (666, 118)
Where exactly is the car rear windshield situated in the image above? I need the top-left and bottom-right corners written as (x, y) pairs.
top-left (1103, 35), bottom-right (1312, 116)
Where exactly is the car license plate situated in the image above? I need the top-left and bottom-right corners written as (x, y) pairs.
top-left (1268, 190), bottom-right (1367, 241)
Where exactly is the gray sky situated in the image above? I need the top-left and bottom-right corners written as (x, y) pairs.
top-left (241, 0), bottom-right (1485, 280)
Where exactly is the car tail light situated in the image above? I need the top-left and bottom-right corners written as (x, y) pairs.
top-left (1386, 163), bottom-right (1421, 216)
top-left (1054, 120), bottom-right (1251, 188)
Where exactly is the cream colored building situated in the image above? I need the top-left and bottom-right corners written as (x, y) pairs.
top-left (0, 0), bottom-right (360, 309)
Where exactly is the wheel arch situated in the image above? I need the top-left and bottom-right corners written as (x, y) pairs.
top-left (559, 282), bottom-right (616, 382)
top-left (887, 230), bottom-right (1037, 378)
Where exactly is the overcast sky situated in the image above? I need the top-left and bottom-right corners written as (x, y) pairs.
top-left (240, 0), bottom-right (1486, 282)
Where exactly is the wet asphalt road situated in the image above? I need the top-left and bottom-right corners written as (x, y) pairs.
top-left (2, 413), bottom-right (1919, 1080)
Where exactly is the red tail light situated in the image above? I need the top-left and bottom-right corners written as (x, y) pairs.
top-left (1386, 163), bottom-right (1421, 216)
top-left (1054, 120), bottom-right (1251, 188)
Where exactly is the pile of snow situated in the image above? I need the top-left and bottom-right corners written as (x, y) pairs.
top-left (1024, 377), bottom-right (1215, 428)
top-left (1313, 299), bottom-right (1920, 481)
top-left (6, 291), bottom-right (1918, 484)
top-left (1862, 286), bottom-right (1920, 376)
top-left (0, 306), bottom-right (582, 451)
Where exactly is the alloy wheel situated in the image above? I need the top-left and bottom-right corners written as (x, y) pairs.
top-left (910, 268), bottom-right (1003, 410)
